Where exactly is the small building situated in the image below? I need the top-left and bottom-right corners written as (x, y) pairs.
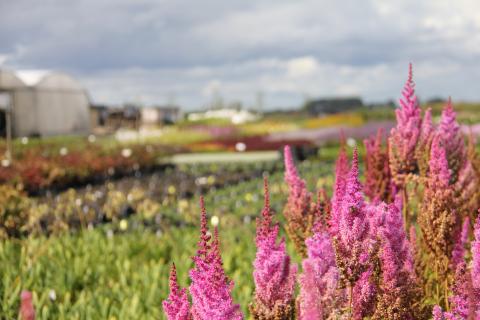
top-left (104, 105), bottom-right (140, 130)
top-left (0, 69), bottom-right (90, 137)
top-left (305, 97), bottom-right (363, 116)
top-left (140, 105), bottom-right (181, 126)
top-left (90, 104), bottom-right (108, 127)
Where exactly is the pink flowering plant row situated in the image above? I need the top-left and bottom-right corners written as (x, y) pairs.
top-left (159, 64), bottom-right (480, 320)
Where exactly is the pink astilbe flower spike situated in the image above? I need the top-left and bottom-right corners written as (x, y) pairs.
top-left (421, 107), bottom-right (434, 140)
top-left (298, 221), bottom-right (343, 319)
top-left (432, 305), bottom-right (450, 320)
top-left (284, 145), bottom-right (306, 199)
top-left (444, 214), bottom-right (480, 319)
top-left (428, 134), bottom-right (451, 189)
top-left (20, 290), bottom-right (35, 320)
top-left (333, 149), bottom-right (372, 296)
top-left (389, 63), bottom-right (422, 185)
top-left (283, 145), bottom-right (316, 256)
top-left (189, 197), bottom-right (243, 320)
top-left (438, 98), bottom-right (466, 183)
top-left (330, 138), bottom-right (350, 234)
top-left (451, 217), bottom-right (470, 270)
top-left (363, 128), bottom-right (393, 203)
top-left (419, 134), bottom-right (460, 262)
top-left (416, 107), bottom-right (435, 177)
top-left (455, 160), bottom-right (480, 220)
top-left (163, 264), bottom-right (192, 320)
top-left (251, 177), bottom-right (297, 319)
top-left (352, 269), bottom-right (376, 320)
top-left (448, 263), bottom-right (472, 319)
top-left (407, 225), bottom-right (417, 274)
top-left (314, 188), bottom-right (331, 228)
top-left (366, 196), bottom-right (419, 319)
top-left (472, 213), bottom-right (480, 289)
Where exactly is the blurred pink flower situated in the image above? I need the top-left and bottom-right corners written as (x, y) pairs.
top-left (437, 99), bottom-right (466, 182)
top-left (20, 290), bottom-right (35, 320)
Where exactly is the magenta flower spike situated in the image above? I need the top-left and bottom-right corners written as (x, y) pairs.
top-left (372, 197), bottom-right (416, 284)
top-left (439, 98), bottom-right (461, 148)
top-left (429, 135), bottom-right (451, 189)
top-left (352, 269), bottom-right (376, 319)
top-left (284, 145), bottom-right (306, 199)
top-left (251, 177), bottom-right (297, 319)
top-left (333, 148), bottom-right (372, 294)
top-left (416, 107), bottom-right (435, 176)
top-left (330, 143), bottom-right (350, 234)
top-left (472, 214), bottom-right (480, 290)
top-left (163, 264), bottom-right (192, 320)
top-left (283, 145), bottom-right (316, 256)
top-left (451, 217), bottom-right (470, 270)
top-left (20, 290), bottom-right (35, 320)
top-left (298, 227), bottom-right (341, 319)
top-left (421, 107), bottom-right (434, 141)
top-left (437, 98), bottom-right (466, 182)
top-left (389, 63), bottom-right (422, 182)
top-left (443, 214), bottom-right (480, 319)
top-left (432, 305), bottom-right (448, 320)
top-left (189, 197), bottom-right (243, 320)
top-left (407, 225), bottom-right (417, 274)
top-left (338, 148), bottom-right (368, 247)
top-left (398, 63), bottom-right (421, 124)
top-left (365, 196), bottom-right (419, 319)
top-left (363, 128), bottom-right (393, 203)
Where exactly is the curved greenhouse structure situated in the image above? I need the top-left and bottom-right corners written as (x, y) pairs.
top-left (0, 69), bottom-right (90, 137)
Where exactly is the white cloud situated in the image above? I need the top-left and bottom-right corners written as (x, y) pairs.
top-left (0, 54), bottom-right (9, 65)
top-left (286, 56), bottom-right (319, 78)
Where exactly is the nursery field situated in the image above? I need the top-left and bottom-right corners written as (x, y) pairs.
top-left (0, 156), bottom-right (334, 319)
top-left (5, 67), bottom-right (480, 320)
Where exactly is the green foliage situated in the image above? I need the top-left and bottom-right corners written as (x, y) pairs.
top-left (0, 156), bottom-right (334, 319)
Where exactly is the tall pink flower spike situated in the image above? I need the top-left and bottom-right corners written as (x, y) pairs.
top-left (163, 263), bottom-right (192, 320)
top-left (284, 145), bottom-right (306, 199)
top-left (189, 197), bottom-right (243, 320)
top-left (433, 213), bottom-right (480, 319)
top-left (251, 177), bottom-right (297, 319)
top-left (428, 135), bottom-right (451, 189)
top-left (438, 98), bottom-right (466, 182)
top-left (298, 215), bottom-right (340, 319)
top-left (330, 136), bottom-right (349, 234)
top-left (451, 217), bottom-right (470, 270)
top-left (389, 63), bottom-right (422, 183)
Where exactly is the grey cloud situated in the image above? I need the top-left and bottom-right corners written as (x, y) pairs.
top-left (1, 0), bottom-right (480, 109)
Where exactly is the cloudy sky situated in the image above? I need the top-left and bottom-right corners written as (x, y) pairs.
top-left (1, 0), bottom-right (480, 110)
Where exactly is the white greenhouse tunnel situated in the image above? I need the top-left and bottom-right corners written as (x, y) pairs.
top-left (0, 69), bottom-right (90, 137)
